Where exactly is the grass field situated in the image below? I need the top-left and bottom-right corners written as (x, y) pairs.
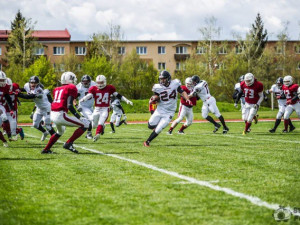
top-left (1, 121), bottom-right (300, 225)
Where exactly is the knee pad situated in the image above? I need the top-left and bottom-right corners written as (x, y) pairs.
top-left (148, 122), bottom-right (157, 130)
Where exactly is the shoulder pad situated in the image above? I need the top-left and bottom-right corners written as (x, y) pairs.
top-left (152, 84), bottom-right (162, 92)
top-left (173, 79), bottom-right (181, 86)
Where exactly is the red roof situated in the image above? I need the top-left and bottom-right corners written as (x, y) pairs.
top-left (0, 29), bottom-right (71, 41)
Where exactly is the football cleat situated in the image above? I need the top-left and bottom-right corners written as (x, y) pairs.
top-left (242, 130), bottom-right (249, 135)
top-left (178, 130), bottom-right (185, 135)
top-left (110, 131), bottom-right (115, 134)
top-left (223, 127), bottom-right (229, 134)
top-left (93, 134), bottom-right (100, 142)
top-left (41, 131), bottom-right (49, 141)
top-left (289, 126), bottom-right (296, 132)
top-left (9, 136), bottom-right (17, 141)
top-left (19, 128), bottom-right (25, 140)
top-left (3, 142), bottom-right (8, 147)
top-left (167, 130), bottom-right (173, 135)
top-left (63, 143), bottom-right (79, 153)
top-left (282, 129), bottom-right (288, 133)
top-left (254, 115), bottom-right (259, 124)
top-left (269, 128), bottom-right (276, 133)
top-left (85, 132), bottom-right (93, 139)
top-left (213, 124), bottom-right (221, 133)
top-left (41, 149), bottom-right (53, 154)
top-left (143, 141), bottom-right (150, 147)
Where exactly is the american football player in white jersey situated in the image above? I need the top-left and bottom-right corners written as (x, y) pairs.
top-left (189, 75), bottom-right (229, 134)
top-left (76, 75), bottom-right (96, 139)
top-left (233, 75), bottom-right (245, 109)
top-left (143, 70), bottom-right (192, 147)
top-left (109, 95), bottom-right (127, 133)
top-left (268, 77), bottom-right (295, 133)
top-left (24, 76), bottom-right (55, 141)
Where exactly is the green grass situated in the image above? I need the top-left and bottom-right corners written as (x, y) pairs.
top-left (1, 121), bottom-right (300, 225)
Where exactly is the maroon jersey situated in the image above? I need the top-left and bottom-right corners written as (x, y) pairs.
top-left (51, 84), bottom-right (78, 112)
top-left (240, 80), bottom-right (263, 104)
top-left (0, 84), bottom-right (10, 108)
top-left (5, 83), bottom-right (21, 111)
top-left (180, 85), bottom-right (197, 107)
top-left (88, 85), bottom-right (116, 107)
top-left (282, 84), bottom-right (299, 105)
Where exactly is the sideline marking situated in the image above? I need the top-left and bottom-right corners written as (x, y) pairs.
top-left (27, 134), bottom-right (296, 215)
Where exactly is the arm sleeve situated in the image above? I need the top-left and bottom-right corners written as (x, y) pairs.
top-left (4, 94), bottom-right (13, 111)
top-left (17, 92), bottom-right (36, 99)
top-left (67, 96), bottom-right (81, 119)
top-left (47, 93), bottom-right (53, 103)
top-left (19, 88), bottom-right (26, 92)
top-left (177, 86), bottom-right (184, 94)
top-left (232, 90), bottom-right (239, 100)
top-left (235, 89), bottom-right (243, 104)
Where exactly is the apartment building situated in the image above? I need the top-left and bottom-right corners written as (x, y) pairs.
top-left (1, 29), bottom-right (300, 74)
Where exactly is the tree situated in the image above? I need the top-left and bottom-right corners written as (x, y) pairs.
top-left (6, 10), bottom-right (39, 71)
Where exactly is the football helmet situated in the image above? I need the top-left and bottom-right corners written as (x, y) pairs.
top-left (61, 71), bottom-right (77, 85)
top-left (191, 75), bottom-right (200, 85)
top-left (96, 75), bottom-right (107, 89)
top-left (276, 77), bottom-right (283, 87)
top-left (185, 77), bottom-right (193, 89)
top-left (81, 75), bottom-right (91, 88)
top-left (158, 70), bottom-right (171, 87)
top-left (6, 78), bottom-right (13, 92)
top-left (244, 73), bottom-right (255, 86)
top-left (283, 75), bottom-right (293, 86)
top-left (0, 71), bottom-right (7, 87)
top-left (29, 76), bottom-right (40, 89)
top-left (239, 75), bottom-right (244, 82)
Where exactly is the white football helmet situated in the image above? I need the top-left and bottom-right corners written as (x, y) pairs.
top-left (0, 71), bottom-right (7, 87)
top-left (96, 75), bottom-right (107, 89)
top-left (6, 78), bottom-right (13, 92)
top-left (283, 75), bottom-right (293, 86)
top-left (61, 71), bottom-right (77, 85)
top-left (244, 73), bottom-right (255, 86)
top-left (185, 77), bottom-right (193, 89)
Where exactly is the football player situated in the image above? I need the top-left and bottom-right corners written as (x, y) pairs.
top-left (235, 73), bottom-right (264, 135)
top-left (109, 95), bottom-right (128, 133)
top-left (42, 71), bottom-right (90, 154)
top-left (24, 76), bottom-right (55, 141)
top-left (189, 75), bottom-right (229, 134)
top-left (79, 74), bottom-right (133, 142)
top-left (167, 77), bottom-right (197, 134)
top-left (143, 70), bottom-right (192, 147)
top-left (76, 75), bottom-right (96, 139)
top-left (282, 75), bottom-right (300, 132)
top-left (233, 75), bottom-right (246, 109)
top-left (268, 77), bottom-right (295, 133)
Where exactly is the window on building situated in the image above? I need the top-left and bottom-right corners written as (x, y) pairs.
top-left (218, 47), bottom-right (227, 54)
top-left (176, 46), bottom-right (187, 54)
top-left (0, 47), bottom-right (2, 55)
top-left (235, 46), bottom-right (243, 54)
top-left (158, 46), bottom-right (166, 54)
top-left (75, 46), bottom-right (86, 55)
top-left (136, 46), bottom-right (147, 55)
top-left (176, 62), bottom-right (186, 70)
top-left (118, 47), bottom-right (125, 55)
top-left (35, 47), bottom-right (44, 55)
top-left (158, 62), bottom-right (166, 70)
top-left (295, 46), bottom-right (300, 54)
top-left (53, 47), bottom-right (65, 55)
top-left (275, 46), bottom-right (283, 54)
top-left (196, 46), bottom-right (206, 54)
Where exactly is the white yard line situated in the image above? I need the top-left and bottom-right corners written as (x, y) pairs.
top-left (27, 134), bottom-right (296, 215)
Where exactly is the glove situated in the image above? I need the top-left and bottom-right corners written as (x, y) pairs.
top-left (254, 104), bottom-right (260, 110)
top-left (30, 112), bottom-right (34, 120)
top-left (286, 99), bottom-right (292, 105)
top-left (126, 100), bottom-right (133, 106)
top-left (265, 90), bottom-right (270, 95)
top-left (10, 110), bottom-right (15, 118)
top-left (123, 114), bottom-right (127, 120)
top-left (234, 103), bottom-right (238, 108)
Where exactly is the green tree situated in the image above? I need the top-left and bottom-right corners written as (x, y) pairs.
top-left (6, 10), bottom-right (39, 71)
top-left (23, 56), bottom-right (57, 90)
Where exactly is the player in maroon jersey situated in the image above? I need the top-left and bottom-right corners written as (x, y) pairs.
top-left (42, 72), bottom-right (90, 154)
top-left (235, 73), bottom-right (264, 135)
top-left (79, 74), bottom-right (133, 142)
top-left (282, 75), bottom-right (300, 132)
top-left (167, 77), bottom-right (197, 134)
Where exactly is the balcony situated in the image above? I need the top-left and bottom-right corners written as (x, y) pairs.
top-left (174, 54), bottom-right (190, 61)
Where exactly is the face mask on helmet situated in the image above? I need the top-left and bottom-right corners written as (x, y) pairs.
top-left (29, 76), bottom-right (40, 90)
top-left (244, 73), bottom-right (254, 86)
top-left (283, 75), bottom-right (293, 86)
top-left (96, 75), bottom-right (107, 89)
top-left (0, 71), bottom-right (7, 87)
top-left (185, 77), bottom-right (193, 89)
top-left (158, 70), bottom-right (171, 87)
top-left (276, 77), bottom-right (283, 88)
top-left (81, 75), bottom-right (91, 88)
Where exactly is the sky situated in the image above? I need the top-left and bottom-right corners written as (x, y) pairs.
top-left (0, 0), bottom-right (299, 41)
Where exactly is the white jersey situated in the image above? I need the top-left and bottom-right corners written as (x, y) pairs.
top-left (234, 82), bottom-right (245, 104)
top-left (24, 83), bottom-right (50, 110)
top-left (152, 79), bottom-right (181, 114)
top-left (111, 98), bottom-right (123, 114)
top-left (271, 84), bottom-right (286, 106)
top-left (77, 81), bottom-right (96, 109)
top-left (192, 80), bottom-right (211, 101)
